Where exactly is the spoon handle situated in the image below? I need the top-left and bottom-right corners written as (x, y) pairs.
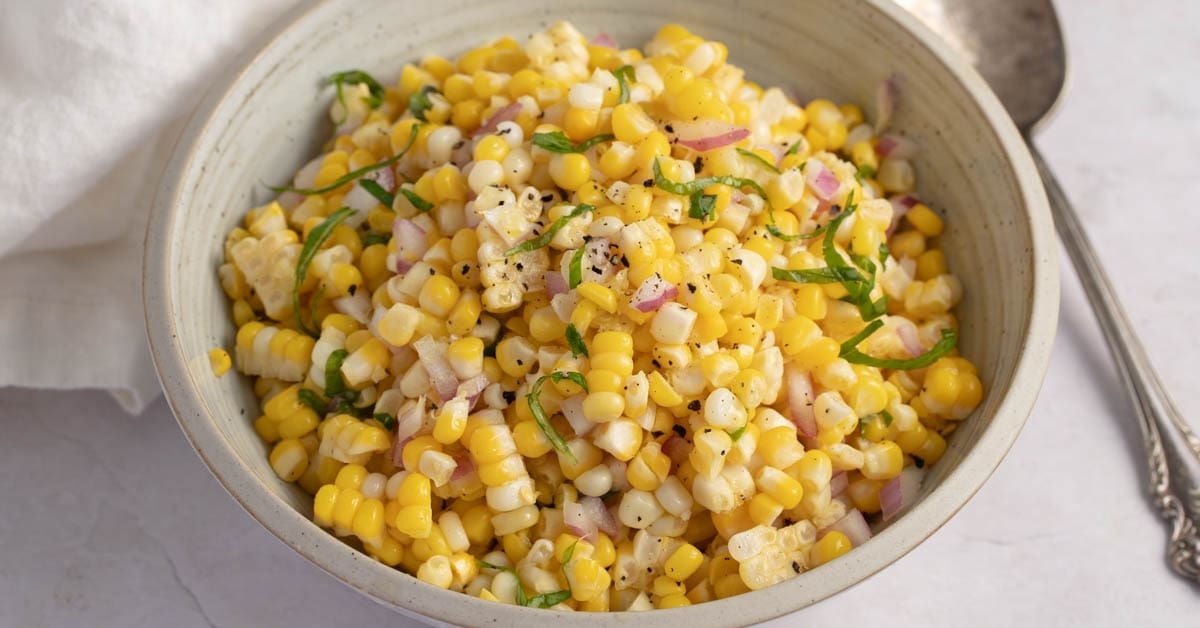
top-left (1028, 142), bottom-right (1200, 583)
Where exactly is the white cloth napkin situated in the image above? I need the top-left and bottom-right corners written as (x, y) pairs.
top-left (0, 0), bottom-right (300, 413)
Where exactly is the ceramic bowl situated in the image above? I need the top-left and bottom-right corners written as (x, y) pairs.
top-left (144, 0), bottom-right (1058, 625)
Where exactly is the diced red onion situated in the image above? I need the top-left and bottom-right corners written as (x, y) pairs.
top-left (582, 496), bottom-right (620, 537)
top-left (276, 191), bottom-right (304, 211)
top-left (550, 293), bottom-right (579, 323)
top-left (293, 156), bottom-right (324, 189)
top-left (390, 396), bottom-right (426, 467)
top-left (544, 271), bottom-right (568, 297)
top-left (629, 275), bottom-right (678, 313)
top-left (830, 471), bottom-right (848, 497)
top-left (456, 375), bottom-right (490, 410)
top-left (451, 453), bottom-right (475, 481)
top-left (563, 500), bottom-right (598, 541)
top-left (825, 508), bottom-right (872, 547)
top-left (661, 435), bottom-right (692, 465)
top-left (606, 459), bottom-right (630, 492)
top-left (672, 117), bottom-right (744, 143)
top-left (592, 32), bottom-right (618, 48)
top-left (473, 102), bottom-right (522, 138)
top-left (676, 128), bottom-right (750, 152)
top-left (332, 293), bottom-right (371, 324)
top-left (560, 395), bottom-right (594, 437)
top-left (451, 140), bottom-right (474, 168)
top-left (805, 160), bottom-right (840, 201)
top-left (413, 336), bottom-right (459, 403)
top-left (896, 320), bottom-right (923, 357)
top-left (763, 144), bottom-right (786, 168)
top-left (875, 133), bottom-right (917, 159)
top-left (363, 163), bottom-right (396, 193)
top-left (881, 467), bottom-right (924, 521)
top-left (886, 194), bottom-right (919, 236)
top-left (786, 365), bottom-right (817, 438)
top-left (344, 183), bottom-right (380, 213)
top-left (391, 218), bottom-right (429, 273)
top-left (395, 396), bottom-right (426, 442)
top-left (875, 75), bottom-right (898, 132)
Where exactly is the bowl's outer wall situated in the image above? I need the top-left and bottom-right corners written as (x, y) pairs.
top-left (144, 0), bottom-right (1058, 625)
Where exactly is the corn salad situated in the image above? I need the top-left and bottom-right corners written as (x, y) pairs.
top-left (216, 21), bottom-right (983, 611)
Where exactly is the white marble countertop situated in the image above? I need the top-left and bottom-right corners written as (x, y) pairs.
top-left (3, 0), bottom-right (1199, 625)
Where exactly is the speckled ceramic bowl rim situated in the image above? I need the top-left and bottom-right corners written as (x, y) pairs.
top-left (144, 1), bottom-right (1058, 625)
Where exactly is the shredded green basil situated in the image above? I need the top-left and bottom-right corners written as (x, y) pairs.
top-left (408, 85), bottom-right (437, 121)
top-left (766, 224), bottom-right (800, 241)
top-left (477, 559), bottom-right (569, 607)
top-left (771, 192), bottom-right (889, 321)
top-left (568, 247), bottom-right (585, 289)
top-left (323, 349), bottom-right (351, 397)
top-left (359, 179), bottom-right (394, 207)
top-left (373, 412), bottom-right (397, 431)
top-left (531, 131), bottom-right (615, 154)
top-left (293, 207), bottom-right (356, 336)
top-left (526, 590), bottom-right (572, 609)
top-left (856, 163), bottom-right (877, 182)
top-left (328, 70), bottom-right (385, 110)
top-left (361, 232), bottom-right (390, 247)
top-left (561, 539), bottom-right (579, 566)
top-left (270, 123), bottom-right (419, 195)
top-left (784, 140), bottom-right (804, 158)
top-left (613, 65), bottom-right (634, 105)
top-left (527, 372), bottom-right (588, 464)
top-left (689, 192), bottom-right (717, 221)
top-left (504, 204), bottom-right (596, 256)
top-left (737, 148), bottom-right (781, 174)
top-left (771, 266), bottom-right (861, 284)
top-left (297, 388), bottom-right (326, 414)
top-left (565, 324), bottom-right (588, 358)
top-left (730, 423), bottom-right (748, 442)
top-left (842, 327), bottom-right (957, 370)
top-left (653, 158), bottom-right (769, 223)
top-left (398, 187), bottom-right (434, 211)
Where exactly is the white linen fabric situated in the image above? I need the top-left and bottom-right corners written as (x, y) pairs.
top-left (0, 0), bottom-right (299, 412)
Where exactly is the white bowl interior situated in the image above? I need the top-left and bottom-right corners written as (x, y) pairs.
top-left (145, 0), bottom-right (1057, 625)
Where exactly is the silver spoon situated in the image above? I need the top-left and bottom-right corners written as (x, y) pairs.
top-left (898, 0), bottom-right (1200, 583)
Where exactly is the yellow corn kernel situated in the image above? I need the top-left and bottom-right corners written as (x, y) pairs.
top-left (512, 420), bottom-right (554, 458)
top-left (313, 484), bottom-right (338, 528)
top-left (747, 493), bottom-right (784, 526)
top-left (791, 337), bottom-right (840, 370)
top-left (473, 135), bottom-right (510, 162)
top-left (549, 153), bottom-right (592, 191)
top-left (568, 557), bottom-right (612, 602)
top-left (612, 103), bottom-right (657, 144)
top-left (664, 543), bottom-right (704, 581)
top-left (447, 290), bottom-right (483, 337)
top-left (563, 107), bottom-right (599, 141)
top-left (915, 430), bottom-right (948, 466)
top-left (269, 438), bottom-right (308, 482)
top-left (861, 440), bottom-right (904, 480)
top-left (577, 282), bottom-right (617, 313)
top-left (477, 455), bottom-right (526, 486)
top-left (916, 249), bottom-right (948, 280)
top-left (626, 443), bottom-right (671, 491)
top-left (906, 203), bottom-right (944, 237)
top-left (810, 530), bottom-right (853, 566)
top-left (208, 348), bottom-right (231, 376)
top-left (847, 476), bottom-right (883, 513)
top-left (419, 274), bottom-right (461, 318)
